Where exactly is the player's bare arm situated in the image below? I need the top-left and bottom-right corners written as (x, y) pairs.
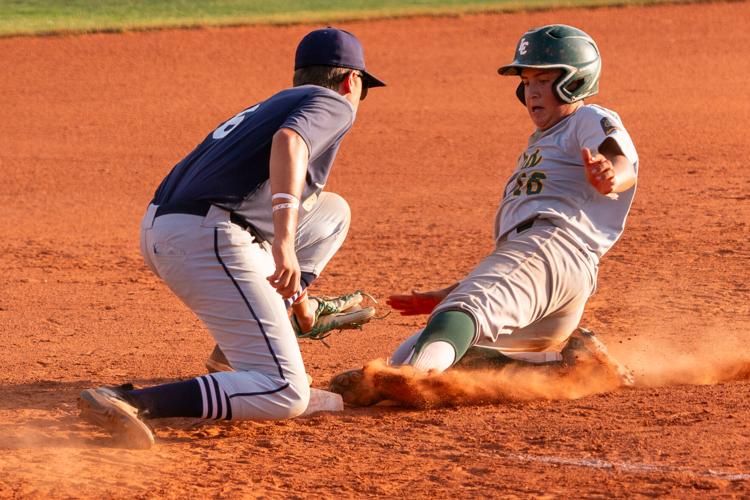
top-left (387, 283), bottom-right (460, 316)
top-left (582, 137), bottom-right (636, 195)
top-left (267, 127), bottom-right (309, 299)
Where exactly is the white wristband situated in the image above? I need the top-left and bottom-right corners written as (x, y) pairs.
top-left (272, 193), bottom-right (299, 203)
top-left (272, 202), bottom-right (299, 212)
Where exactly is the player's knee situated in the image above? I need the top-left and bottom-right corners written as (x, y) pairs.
top-left (279, 375), bottom-right (311, 419)
top-left (225, 372), bottom-right (310, 420)
top-left (322, 192), bottom-right (351, 236)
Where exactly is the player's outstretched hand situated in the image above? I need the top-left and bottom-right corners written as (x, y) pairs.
top-left (267, 238), bottom-right (300, 299)
top-left (386, 283), bottom-right (458, 316)
top-left (582, 147), bottom-right (616, 195)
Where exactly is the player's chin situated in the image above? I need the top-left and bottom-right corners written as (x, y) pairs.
top-left (527, 108), bottom-right (548, 128)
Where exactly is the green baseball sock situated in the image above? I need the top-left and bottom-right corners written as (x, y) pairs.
top-left (410, 310), bottom-right (476, 371)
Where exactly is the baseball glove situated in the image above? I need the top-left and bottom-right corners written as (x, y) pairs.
top-left (206, 291), bottom-right (377, 373)
top-left (293, 290), bottom-right (377, 341)
top-left (385, 285), bottom-right (458, 316)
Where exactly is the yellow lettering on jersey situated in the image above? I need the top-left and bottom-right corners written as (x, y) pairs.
top-left (519, 148), bottom-right (542, 170)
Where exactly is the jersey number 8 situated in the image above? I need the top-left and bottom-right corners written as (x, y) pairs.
top-left (212, 104), bottom-right (260, 140)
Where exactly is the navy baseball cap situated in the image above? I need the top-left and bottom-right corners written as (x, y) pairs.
top-left (295, 28), bottom-right (386, 88)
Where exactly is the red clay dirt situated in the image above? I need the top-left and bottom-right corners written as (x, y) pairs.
top-left (1, 2), bottom-right (749, 497)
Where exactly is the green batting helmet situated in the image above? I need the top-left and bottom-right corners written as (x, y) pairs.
top-left (498, 24), bottom-right (601, 105)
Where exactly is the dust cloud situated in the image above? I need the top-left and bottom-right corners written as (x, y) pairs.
top-left (356, 339), bottom-right (750, 408)
top-left (622, 336), bottom-right (750, 388)
top-left (359, 358), bottom-right (621, 408)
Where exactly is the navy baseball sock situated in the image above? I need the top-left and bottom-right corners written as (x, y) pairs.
top-left (285, 271), bottom-right (317, 308)
top-left (125, 379), bottom-right (204, 419)
top-left (300, 271), bottom-right (316, 290)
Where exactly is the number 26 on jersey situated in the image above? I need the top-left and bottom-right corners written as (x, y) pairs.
top-left (511, 171), bottom-right (547, 196)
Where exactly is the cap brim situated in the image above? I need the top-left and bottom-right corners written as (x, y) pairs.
top-left (498, 64), bottom-right (523, 76)
top-left (498, 63), bottom-right (573, 76)
top-left (361, 71), bottom-right (386, 88)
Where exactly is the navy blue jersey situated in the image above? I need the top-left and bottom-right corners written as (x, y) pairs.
top-left (152, 85), bottom-right (354, 211)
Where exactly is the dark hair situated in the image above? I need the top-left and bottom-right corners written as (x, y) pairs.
top-left (293, 65), bottom-right (352, 90)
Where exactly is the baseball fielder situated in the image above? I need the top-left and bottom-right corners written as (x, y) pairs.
top-left (332, 24), bottom-right (638, 405)
top-left (78, 28), bottom-right (385, 448)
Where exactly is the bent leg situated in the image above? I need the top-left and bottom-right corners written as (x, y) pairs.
top-left (135, 206), bottom-right (310, 420)
top-left (282, 192), bottom-right (351, 312)
top-left (477, 300), bottom-right (585, 353)
top-left (434, 221), bottom-right (596, 355)
top-left (295, 192), bottom-right (351, 278)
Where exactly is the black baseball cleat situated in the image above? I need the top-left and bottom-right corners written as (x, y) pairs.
top-left (78, 384), bottom-right (154, 449)
top-left (206, 344), bottom-right (233, 373)
top-left (561, 327), bottom-right (635, 387)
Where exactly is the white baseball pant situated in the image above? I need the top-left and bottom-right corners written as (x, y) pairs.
top-left (391, 220), bottom-right (598, 367)
top-left (139, 193), bottom-right (349, 419)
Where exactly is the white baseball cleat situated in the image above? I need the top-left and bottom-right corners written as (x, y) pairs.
top-left (294, 305), bottom-right (376, 340)
top-left (310, 290), bottom-right (369, 316)
top-left (561, 327), bottom-right (635, 387)
top-left (78, 385), bottom-right (154, 450)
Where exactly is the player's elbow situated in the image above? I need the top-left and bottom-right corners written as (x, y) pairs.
top-left (273, 127), bottom-right (305, 148)
top-left (612, 160), bottom-right (637, 193)
top-left (272, 128), bottom-right (310, 163)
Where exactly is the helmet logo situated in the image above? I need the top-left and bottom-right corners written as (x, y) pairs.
top-left (518, 38), bottom-right (529, 55)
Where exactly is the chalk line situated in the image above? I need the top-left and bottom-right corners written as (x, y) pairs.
top-left (504, 452), bottom-right (750, 481)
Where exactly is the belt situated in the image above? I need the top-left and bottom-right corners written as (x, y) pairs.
top-left (497, 217), bottom-right (540, 242)
top-left (154, 200), bottom-right (254, 232)
top-left (514, 217), bottom-right (537, 234)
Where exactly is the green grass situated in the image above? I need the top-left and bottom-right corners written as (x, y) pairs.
top-left (0, 0), bottom-right (710, 37)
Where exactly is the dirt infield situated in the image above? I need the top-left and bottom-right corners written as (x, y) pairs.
top-left (1, 2), bottom-right (749, 497)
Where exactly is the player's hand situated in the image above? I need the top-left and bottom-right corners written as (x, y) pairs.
top-left (267, 238), bottom-right (300, 299)
top-left (582, 147), bottom-right (616, 195)
top-left (386, 285), bottom-right (457, 316)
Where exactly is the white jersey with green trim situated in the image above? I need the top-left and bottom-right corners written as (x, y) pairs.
top-left (494, 104), bottom-right (638, 259)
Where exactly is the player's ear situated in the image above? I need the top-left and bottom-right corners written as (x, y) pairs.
top-left (338, 70), bottom-right (353, 95)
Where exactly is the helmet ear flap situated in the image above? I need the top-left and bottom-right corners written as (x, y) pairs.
top-left (565, 78), bottom-right (584, 93)
top-left (515, 82), bottom-right (525, 105)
